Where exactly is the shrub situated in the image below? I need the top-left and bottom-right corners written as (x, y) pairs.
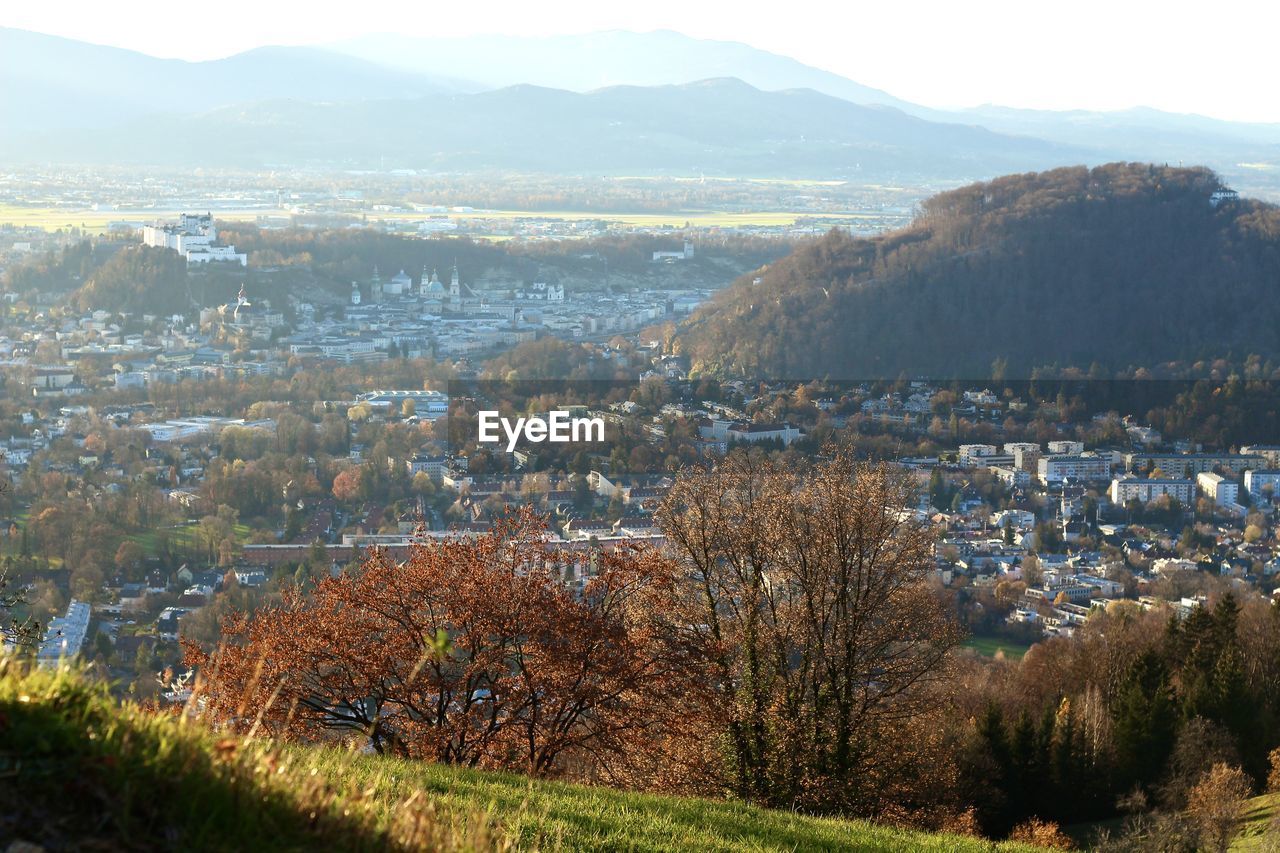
top-left (1009, 817), bottom-right (1073, 849)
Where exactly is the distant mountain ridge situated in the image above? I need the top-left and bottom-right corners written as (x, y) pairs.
top-left (676, 163), bottom-right (1280, 379)
top-left (0, 27), bottom-right (467, 132)
top-left (0, 78), bottom-right (1082, 178)
top-left (3, 26), bottom-right (1280, 187)
top-left (328, 30), bottom-right (1280, 167)
top-left (330, 29), bottom-right (917, 110)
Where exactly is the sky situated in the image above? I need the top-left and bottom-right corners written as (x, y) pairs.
top-left (4, 0), bottom-right (1278, 123)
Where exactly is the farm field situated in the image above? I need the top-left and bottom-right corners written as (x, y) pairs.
top-left (0, 203), bottom-right (882, 233)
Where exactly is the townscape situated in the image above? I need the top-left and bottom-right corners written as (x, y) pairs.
top-left (13, 10), bottom-right (1280, 851)
top-left (3, 213), bottom-right (1279, 702)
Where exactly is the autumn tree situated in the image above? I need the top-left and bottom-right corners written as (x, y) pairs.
top-left (1187, 763), bottom-right (1252, 852)
top-left (186, 509), bottom-right (690, 778)
top-left (114, 541), bottom-right (145, 575)
top-left (331, 467), bottom-right (364, 502)
top-left (656, 448), bottom-right (962, 813)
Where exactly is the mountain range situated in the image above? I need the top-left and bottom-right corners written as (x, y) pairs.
top-left (0, 28), bottom-right (460, 133)
top-left (3, 27), bottom-right (1279, 185)
top-left (329, 29), bottom-right (915, 110)
top-left (0, 78), bottom-right (1079, 177)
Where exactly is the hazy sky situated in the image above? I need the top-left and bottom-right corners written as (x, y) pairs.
top-left (5, 0), bottom-right (1277, 122)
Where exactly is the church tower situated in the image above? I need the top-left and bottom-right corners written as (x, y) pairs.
top-left (350, 281), bottom-right (361, 306)
top-left (449, 262), bottom-right (461, 309)
top-left (233, 283), bottom-right (249, 322)
top-left (370, 265), bottom-right (382, 303)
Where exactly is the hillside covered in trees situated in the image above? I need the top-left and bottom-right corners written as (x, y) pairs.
top-left (678, 163), bottom-right (1280, 379)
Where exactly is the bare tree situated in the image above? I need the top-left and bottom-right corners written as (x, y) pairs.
top-left (657, 447), bottom-right (962, 812)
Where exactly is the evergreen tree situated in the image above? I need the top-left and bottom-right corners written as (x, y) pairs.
top-left (1112, 650), bottom-right (1178, 794)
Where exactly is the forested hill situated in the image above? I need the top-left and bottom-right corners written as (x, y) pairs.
top-left (678, 163), bottom-right (1280, 379)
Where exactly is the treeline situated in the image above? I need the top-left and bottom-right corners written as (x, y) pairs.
top-left (221, 224), bottom-right (790, 282)
top-left (2, 241), bottom-right (208, 315)
top-left (73, 245), bottom-right (193, 314)
top-left (0, 238), bottom-right (123, 297)
top-left (904, 375), bottom-right (1280, 447)
top-left (216, 226), bottom-right (513, 283)
top-left (956, 596), bottom-right (1280, 837)
top-left (679, 163), bottom-right (1280, 379)
top-left (515, 232), bottom-right (794, 276)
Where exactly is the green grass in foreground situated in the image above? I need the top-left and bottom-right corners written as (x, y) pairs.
top-left (0, 661), bottom-right (1043, 851)
top-left (964, 634), bottom-right (1036, 660)
top-left (1232, 791), bottom-right (1280, 849)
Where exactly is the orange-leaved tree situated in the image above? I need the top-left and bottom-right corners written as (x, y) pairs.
top-left (184, 507), bottom-right (692, 777)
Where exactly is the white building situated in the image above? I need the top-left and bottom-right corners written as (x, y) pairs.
top-left (726, 422), bottom-right (801, 446)
top-left (1244, 469), bottom-right (1280, 499)
top-left (992, 509), bottom-right (1036, 529)
top-left (699, 418), bottom-right (801, 446)
top-left (36, 599), bottom-right (91, 668)
top-left (652, 241), bottom-right (695, 262)
top-left (1048, 440), bottom-right (1085, 455)
top-left (1152, 558), bottom-right (1199, 576)
top-left (1124, 453), bottom-right (1263, 478)
top-left (1242, 446), bottom-right (1280, 467)
top-left (1197, 471), bottom-right (1239, 507)
top-left (1039, 453), bottom-right (1110, 485)
top-left (990, 465), bottom-right (1031, 488)
top-left (406, 454), bottom-right (448, 479)
top-left (357, 390), bottom-right (450, 418)
top-left (959, 444), bottom-right (998, 465)
top-left (1110, 476), bottom-right (1196, 505)
top-left (185, 245), bottom-right (247, 265)
top-left (143, 213), bottom-right (246, 266)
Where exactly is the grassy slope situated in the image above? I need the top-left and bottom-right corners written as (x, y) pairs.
top-left (1233, 792), bottom-right (1280, 849)
top-left (293, 750), bottom-right (1037, 852)
top-left (0, 662), bottom-right (1042, 852)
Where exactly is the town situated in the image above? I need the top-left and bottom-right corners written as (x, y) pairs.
top-left (3, 222), bottom-right (1280, 693)
top-left (12, 11), bottom-right (1280, 848)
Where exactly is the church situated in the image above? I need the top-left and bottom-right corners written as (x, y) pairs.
top-left (440, 263), bottom-right (510, 318)
top-left (205, 283), bottom-right (283, 342)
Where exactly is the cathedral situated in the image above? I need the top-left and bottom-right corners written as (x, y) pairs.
top-left (421, 266), bottom-right (446, 299)
top-left (345, 262), bottom-right (514, 319)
